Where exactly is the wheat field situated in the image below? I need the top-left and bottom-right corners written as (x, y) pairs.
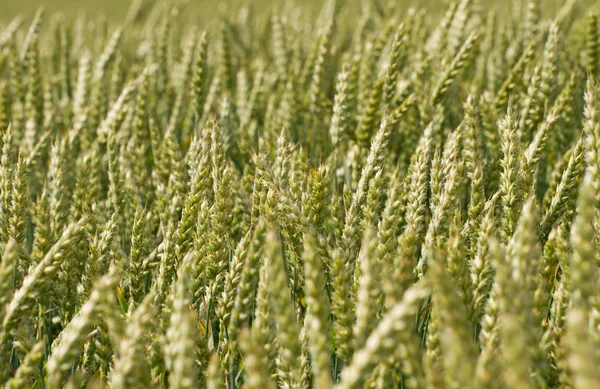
top-left (0, 0), bottom-right (600, 388)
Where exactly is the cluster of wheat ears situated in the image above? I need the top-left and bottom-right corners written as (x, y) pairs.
top-left (0, 0), bottom-right (600, 387)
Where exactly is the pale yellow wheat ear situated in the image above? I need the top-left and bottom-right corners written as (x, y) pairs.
top-left (0, 1), bottom-right (599, 388)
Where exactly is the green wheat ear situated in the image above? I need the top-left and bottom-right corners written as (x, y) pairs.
top-left (586, 15), bottom-right (599, 77)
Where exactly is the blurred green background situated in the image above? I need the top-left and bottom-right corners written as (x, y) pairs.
top-left (4, 0), bottom-right (325, 22)
top-left (2, 0), bottom-right (239, 21)
top-left (1, 0), bottom-right (598, 23)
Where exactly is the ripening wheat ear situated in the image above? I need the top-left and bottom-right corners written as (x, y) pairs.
top-left (339, 117), bottom-right (391, 269)
top-left (540, 137), bottom-right (584, 241)
top-left (0, 239), bottom-right (17, 327)
top-left (330, 62), bottom-right (351, 148)
top-left (264, 230), bottom-right (304, 389)
top-left (498, 108), bottom-right (523, 242)
top-left (540, 222), bottom-right (570, 383)
top-left (310, 19), bottom-right (334, 123)
top-left (4, 340), bottom-right (44, 389)
top-left (417, 126), bottom-right (464, 276)
top-left (329, 247), bottom-right (355, 367)
top-left (8, 153), bottom-right (28, 279)
top-left (585, 15), bottom-right (599, 77)
top-left (239, 327), bottom-right (277, 389)
top-left (397, 120), bottom-right (434, 282)
top-left (0, 125), bottom-right (15, 249)
top-left (469, 194), bottom-right (498, 324)
top-left (110, 290), bottom-right (157, 389)
top-left (565, 307), bottom-right (600, 388)
top-left (431, 29), bottom-right (480, 106)
top-left (336, 284), bottom-right (430, 389)
top-left (568, 170), bottom-right (599, 315)
top-left (352, 227), bottom-right (382, 352)
top-left (383, 24), bottom-right (406, 112)
top-left (583, 78), bottom-right (600, 202)
top-left (474, 237), bottom-right (505, 388)
top-left (2, 219), bottom-right (87, 340)
top-left (224, 219), bottom-right (266, 378)
top-left (355, 77), bottom-right (384, 147)
top-left (463, 95), bottom-right (485, 240)
top-left (45, 267), bottom-right (119, 389)
top-left (428, 251), bottom-right (478, 389)
top-left (495, 197), bottom-right (544, 389)
top-left (303, 231), bottom-right (333, 389)
top-left (564, 169), bottom-right (600, 388)
top-left (494, 33), bottom-right (540, 115)
top-left (166, 253), bottom-right (201, 389)
top-left (217, 229), bottom-right (251, 345)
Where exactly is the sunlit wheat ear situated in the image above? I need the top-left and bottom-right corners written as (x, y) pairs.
top-left (565, 171), bottom-right (600, 388)
top-left (495, 198), bottom-right (544, 389)
top-left (264, 230), bottom-right (303, 389)
top-left (337, 285), bottom-right (430, 389)
top-left (498, 108), bottom-right (523, 242)
top-left (303, 231), bottom-right (333, 389)
top-left (352, 227), bottom-right (382, 352)
top-left (166, 253), bottom-right (200, 389)
top-left (110, 291), bottom-right (157, 389)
